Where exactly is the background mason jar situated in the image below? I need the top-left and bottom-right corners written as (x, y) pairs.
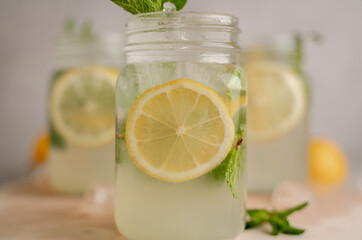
top-left (48, 30), bottom-right (124, 194)
top-left (240, 33), bottom-right (309, 193)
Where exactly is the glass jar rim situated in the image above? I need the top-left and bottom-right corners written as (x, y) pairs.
top-left (127, 11), bottom-right (240, 33)
top-left (54, 31), bottom-right (124, 67)
top-left (240, 31), bottom-right (302, 53)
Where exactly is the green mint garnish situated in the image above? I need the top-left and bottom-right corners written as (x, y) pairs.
top-left (246, 202), bottom-right (308, 236)
top-left (225, 92), bottom-right (233, 100)
top-left (49, 71), bottom-right (66, 149)
top-left (63, 18), bottom-right (94, 40)
top-left (50, 123), bottom-right (66, 149)
top-left (64, 18), bottom-right (76, 36)
top-left (80, 20), bottom-right (93, 39)
top-left (110, 0), bottom-right (187, 14)
top-left (212, 128), bottom-right (244, 198)
top-left (110, 0), bottom-right (162, 14)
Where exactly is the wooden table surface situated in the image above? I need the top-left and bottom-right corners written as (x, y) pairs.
top-left (0, 175), bottom-right (362, 240)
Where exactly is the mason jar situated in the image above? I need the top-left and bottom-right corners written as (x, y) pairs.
top-left (241, 33), bottom-right (309, 193)
top-left (48, 32), bottom-right (123, 194)
top-left (115, 11), bottom-right (247, 240)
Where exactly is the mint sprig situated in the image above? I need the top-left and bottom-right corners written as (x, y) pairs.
top-left (50, 123), bottom-right (66, 149)
top-left (110, 0), bottom-right (187, 14)
top-left (212, 128), bottom-right (244, 198)
top-left (246, 202), bottom-right (308, 236)
top-left (111, 0), bottom-right (162, 14)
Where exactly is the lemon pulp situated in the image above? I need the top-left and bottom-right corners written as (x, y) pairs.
top-left (245, 61), bottom-right (307, 142)
top-left (125, 79), bottom-right (235, 182)
top-left (50, 66), bottom-right (118, 147)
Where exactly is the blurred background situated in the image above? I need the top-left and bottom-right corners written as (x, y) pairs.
top-left (0, 0), bottom-right (361, 187)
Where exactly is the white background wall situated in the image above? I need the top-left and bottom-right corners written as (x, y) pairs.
top-left (0, 0), bottom-right (361, 185)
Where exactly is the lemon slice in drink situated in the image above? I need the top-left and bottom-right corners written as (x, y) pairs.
top-left (50, 66), bottom-right (118, 147)
top-left (245, 61), bottom-right (307, 142)
top-left (126, 79), bottom-right (235, 182)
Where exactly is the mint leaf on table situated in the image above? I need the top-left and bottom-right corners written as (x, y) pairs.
top-left (110, 0), bottom-right (187, 14)
top-left (246, 209), bottom-right (270, 229)
top-left (281, 202), bottom-right (308, 216)
top-left (212, 128), bottom-right (244, 198)
top-left (246, 202), bottom-right (308, 236)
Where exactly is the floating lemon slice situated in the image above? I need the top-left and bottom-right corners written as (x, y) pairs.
top-left (50, 66), bottom-right (118, 147)
top-left (245, 61), bottom-right (307, 142)
top-left (125, 79), bottom-right (235, 182)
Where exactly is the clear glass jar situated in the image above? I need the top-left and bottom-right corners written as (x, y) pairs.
top-left (241, 33), bottom-right (309, 193)
top-left (48, 32), bottom-right (124, 194)
top-left (115, 12), bottom-right (246, 240)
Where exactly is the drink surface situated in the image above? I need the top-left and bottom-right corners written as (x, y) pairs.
top-left (115, 62), bottom-right (246, 240)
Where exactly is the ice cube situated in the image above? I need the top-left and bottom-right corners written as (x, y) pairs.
top-left (80, 183), bottom-right (115, 215)
top-left (271, 181), bottom-right (316, 210)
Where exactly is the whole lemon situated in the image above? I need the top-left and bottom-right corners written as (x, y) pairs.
top-left (309, 138), bottom-right (347, 185)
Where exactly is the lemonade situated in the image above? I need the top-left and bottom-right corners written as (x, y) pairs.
top-left (48, 30), bottom-right (123, 194)
top-left (115, 12), bottom-right (246, 240)
top-left (241, 34), bottom-right (309, 192)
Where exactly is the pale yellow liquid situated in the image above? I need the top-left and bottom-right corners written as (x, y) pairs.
top-left (247, 118), bottom-right (308, 193)
top-left (115, 144), bottom-right (245, 240)
top-left (49, 143), bottom-right (115, 194)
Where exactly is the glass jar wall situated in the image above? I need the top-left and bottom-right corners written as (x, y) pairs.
top-left (115, 12), bottom-right (247, 240)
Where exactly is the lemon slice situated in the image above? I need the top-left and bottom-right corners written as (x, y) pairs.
top-left (125, 79), bottom-right (235, 182)
top-left (245, 61), bottom-right (307, 142)
top-left (50, 66), bottom-right (118, 147)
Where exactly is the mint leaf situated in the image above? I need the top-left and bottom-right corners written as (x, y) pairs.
top-left (50, 124), bottom-right (66, 149)
top-left (64, 18), bottom-right (75, 36)
top-left (111, 0), bottom-right (163, 14)
top-left (212, 148), bottom-right (240, 198)
top-left (246, 209), bottom-right (270, 229)
top-left (246, 202), bottom-right (308, 236)
top-left (162, 0), bottom-right (187, 10)
top-left (211, 129), bottom-right (244, 198)
top-left (225, 148), bottom-right (240, 198)
top-left (80, 20), bottom-right (93, 39)
top-left (212, 152), bottom-right (231, 181)
top-left (225, 92), bottom-right (233, 100)
top-left (49, 71), bottom-right (66, 149)
top-left (282, 202), bottom-right (308, 216)
top-left (282, 226), bottom-right (305, 235)
top-left (62, 19), bottom-right (94, 40)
